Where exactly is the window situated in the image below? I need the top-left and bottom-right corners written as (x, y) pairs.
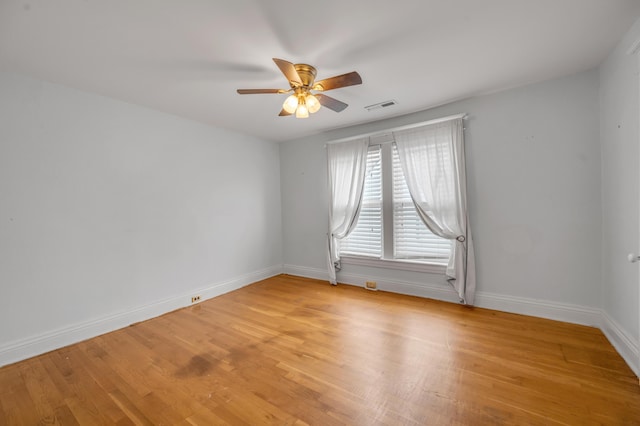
top-left (341, 143), bottom-right (452, 267)
top-left (339, 146), bottom-right (382, 257)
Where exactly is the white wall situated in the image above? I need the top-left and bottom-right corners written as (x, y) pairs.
top-left (281, 69), bottom-right (603, 321)
top-left (0, 72), bottom-right (282, 365)
top-left (599, 18), bottom-right (640, 371)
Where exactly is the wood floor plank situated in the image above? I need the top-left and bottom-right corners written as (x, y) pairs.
top-left (1, 274), bottom-right (639, 424)
top-left (18, 358), bottom-right (67, 425)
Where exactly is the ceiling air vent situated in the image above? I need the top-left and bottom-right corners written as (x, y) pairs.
top-left (364, 100), bottom-right (398, 112)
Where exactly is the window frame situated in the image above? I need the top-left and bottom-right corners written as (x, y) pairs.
top-left (340, 254), bottom-right (446, 274)
top-left (341, 140), bottom-right (448, 273)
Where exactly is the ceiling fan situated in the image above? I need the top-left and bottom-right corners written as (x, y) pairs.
top-left (237, 58), bottom-right (362, 118)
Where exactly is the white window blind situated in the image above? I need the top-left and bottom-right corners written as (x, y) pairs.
top-left (392, 145), bottom-right (451, 263)
top-left (340, 146), bottom-right (382, 257)
top-left (340, 143), bottom-right (451, 265)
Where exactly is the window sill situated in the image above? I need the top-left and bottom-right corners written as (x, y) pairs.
top-left (340, 256), bottom-right (447, 274)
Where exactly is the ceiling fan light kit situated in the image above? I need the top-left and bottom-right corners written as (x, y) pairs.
top-left (282, 89), bottom-right (321, 117)
top-left (237, 58), bottom-right (362, 118)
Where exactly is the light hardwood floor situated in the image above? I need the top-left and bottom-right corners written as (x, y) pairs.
top-left (1, 274), bottom-right (639, 425)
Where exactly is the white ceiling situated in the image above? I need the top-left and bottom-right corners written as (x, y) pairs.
top-left (1, 0), bottom-right (639, 143)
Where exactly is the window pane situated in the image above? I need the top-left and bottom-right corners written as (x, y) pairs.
top-left (340, 146), bottom-right (382, 257)
top-left (392, 145), bottom-right (451, 262)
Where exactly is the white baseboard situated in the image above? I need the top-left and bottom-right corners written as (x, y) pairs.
top-left (284, 264), bottom-right (457, 303)
top-left (283, 264), bottom-right (637, 375)
top-left (338, 271), bottom-right (460, 304)
top-left (600, 311), bottom-right (639, 376)
top-left (284, 264), bottom-right (600, 325)
top-left (0, 265), bottom-right (282, 368)
top-left (474, 291), bottom-right (602, 327)
top-left (283, 264), bottom-right (329, 282)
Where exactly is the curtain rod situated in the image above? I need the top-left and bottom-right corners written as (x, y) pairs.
top-left (326, 113), bottom-right (467, 146)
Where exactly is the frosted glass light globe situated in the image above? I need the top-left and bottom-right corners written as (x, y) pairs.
top-left (282, 95), bottom-right (298, 114)
top-left (306, 94), bottom-right (321, 113)
top-left (296, 103), bottom-right (309, 118)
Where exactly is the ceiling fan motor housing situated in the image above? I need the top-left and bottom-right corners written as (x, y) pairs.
top-left (293, 64), bottom-right (317, 87)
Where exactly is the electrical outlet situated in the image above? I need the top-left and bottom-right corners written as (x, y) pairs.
top-left (365, 281), bottom-right (377, 291)
top-left (191, 295), bottom-right (201, 303)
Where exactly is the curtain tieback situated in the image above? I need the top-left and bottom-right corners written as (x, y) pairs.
top-left (456, 235), bottom-right (466, 242)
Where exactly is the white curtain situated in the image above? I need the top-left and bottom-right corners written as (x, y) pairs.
top-left (326, 138), bottom-right (369, 284)
top-left (394, 118), bottom-right (476, 304)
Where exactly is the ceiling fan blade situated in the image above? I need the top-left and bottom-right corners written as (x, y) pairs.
top-left (316, 94), bottom-right (348, 112)
top-left (237, 89), bottom-right (286, 94)
top-left (278, 109), bottom-right (293, 117)
top-left (273, 58), bottom-right (302, 86)
top-left (313, 71), bottom-right (362, 91)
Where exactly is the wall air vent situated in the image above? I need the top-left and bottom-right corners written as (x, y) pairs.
top-left (364, 100), bottom-right (398, 112)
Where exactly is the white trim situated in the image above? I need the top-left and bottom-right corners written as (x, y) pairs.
top-left (474, 291), bottom-right (601, 327)
top-left (600, 311), bottom-right (640, 376)
top-left (0, 265), bottom-right (283, 368)
top-left (283, 264), bottom-right (329, 281)
top-left (326, 113), bottom-right (466, 145)
top-left (283, 264), bottom-right (600, 326)
top-left (283, 264), bottom-right (458, 302)
top-left (341, 256), bottom-right (446, 274)
top-left (338, 270), bottom-right (460, 303)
